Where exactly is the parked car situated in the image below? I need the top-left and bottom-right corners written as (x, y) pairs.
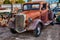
top-left (9, 1), bottom-right (55, 37)
top-left (56, 12), bottom-right (60, 23)
top-left (53, 6), bottom-right (60, 15)
top-left (0, 9), bottom-right (11, 27)
top-left (52, 3), bottom-right (60, 23)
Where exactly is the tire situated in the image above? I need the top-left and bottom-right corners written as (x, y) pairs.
top-left (10, 28), bottom-right (17, 34)
top-left (50, 22), bottom-right (54, 25)
top-left (54, 14), bottom-right (56, 18)
top-left (50, 20), bottom-right (55, 25)
top-left (33, 24), bottom-right (41, 37)
top-left (50, 14), bottom-right (55, 25)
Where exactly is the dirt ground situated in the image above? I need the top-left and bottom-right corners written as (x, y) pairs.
top-left (0, 24), bottom-right (60, 40)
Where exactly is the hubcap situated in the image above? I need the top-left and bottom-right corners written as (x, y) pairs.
top-left (37, 27), bottom-right (40, 35)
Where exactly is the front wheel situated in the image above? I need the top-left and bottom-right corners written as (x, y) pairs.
top-left (33, 24), bottom-right (41, 37)
top-left (10, 28), bottom-right (17, 34)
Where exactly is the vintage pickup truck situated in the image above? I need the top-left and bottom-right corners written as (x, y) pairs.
top-left (9, 1), bottom-right (55, 37)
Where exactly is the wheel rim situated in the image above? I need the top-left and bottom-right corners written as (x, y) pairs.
top-left (37, 27), bottom-right (40, 35)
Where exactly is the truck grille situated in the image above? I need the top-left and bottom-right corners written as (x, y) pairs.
top-left (15, 14), bottom-right (25, 32)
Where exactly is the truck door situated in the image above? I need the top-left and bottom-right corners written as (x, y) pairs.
top-left (48, 5), bottom-right (54, 20)
top-left (41, 3), bottom-right (48, 23)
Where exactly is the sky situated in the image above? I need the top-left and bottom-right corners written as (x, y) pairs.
top-left (24, 0), bottom-right (59, 4)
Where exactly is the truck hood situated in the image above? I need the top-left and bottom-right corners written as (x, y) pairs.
top-left (21, 10), bottom-right (40, 14)
top-left (21, 10), bottom-right (41, 20)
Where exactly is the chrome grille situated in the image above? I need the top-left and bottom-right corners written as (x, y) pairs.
top-left (15, 14), bottom-right (25, 32)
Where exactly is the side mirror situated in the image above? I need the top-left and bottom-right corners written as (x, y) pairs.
top-left (17, 9), bottom-right (23, 13)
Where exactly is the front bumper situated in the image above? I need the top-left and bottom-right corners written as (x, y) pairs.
top-left (8, 21), bottom-right (26, 33)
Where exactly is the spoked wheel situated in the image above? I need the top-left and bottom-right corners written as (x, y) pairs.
top-left (10, 28), bottom-right (17, 34)
top-left (33, 24), bottom-right (41, 37)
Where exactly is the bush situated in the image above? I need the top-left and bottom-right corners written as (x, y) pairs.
top-left (4, 0), bottom-right (11, 4)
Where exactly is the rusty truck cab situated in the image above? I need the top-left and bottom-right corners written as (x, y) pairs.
top-left (22, 1), bottom-right (50, 23)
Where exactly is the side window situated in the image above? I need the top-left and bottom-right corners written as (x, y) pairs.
top-left (41, 3), bottom-right (46, 10)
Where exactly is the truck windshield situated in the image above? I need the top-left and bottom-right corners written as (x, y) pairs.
top-left (23, 4), bottom-right (40, 10)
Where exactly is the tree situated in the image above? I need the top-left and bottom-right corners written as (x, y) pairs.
top-left (4, 0), bottom-right (11, 4)
top-left (10, 0), bottom-right (16, 4)
top-left (16, 0), bottom-right (25, 4)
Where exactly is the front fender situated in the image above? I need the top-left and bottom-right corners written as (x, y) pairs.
top-left (26, 19), bottom-right (43, 30)
top-left (8, 21), bottom-right (15, 29)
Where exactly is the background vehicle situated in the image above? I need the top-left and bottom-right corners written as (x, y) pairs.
top-left (53, 3), bottom-right (60, 23)
top-left (9, 1), bottom-right (55, 37)
top-left (53, 6), bottom-right (60, 15)
top-left (56, 12), bottom-right (60, 23)
top-left (0, 9), bottom-right (11, 27)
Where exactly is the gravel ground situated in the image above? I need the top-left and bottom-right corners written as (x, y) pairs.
top-left (0, 24), bottom-right (60, 40)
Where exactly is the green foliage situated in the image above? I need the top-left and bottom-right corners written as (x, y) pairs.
top-left (4, 0), bottom-right (11, 4)
top-left (16, 0), bottom-right (25, 4)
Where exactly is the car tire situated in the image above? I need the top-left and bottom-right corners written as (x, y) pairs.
top-left (10, 28), bottom-right (17, 34)
top-left (50, 14), bottom-right (56, 25)
top-left (50, 21), bottom-right (54, 25)
top-left (33, 24), bottom-right (41, 37)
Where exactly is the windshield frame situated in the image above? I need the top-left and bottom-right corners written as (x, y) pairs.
top-left (23, 3), bottom-right (40, 11)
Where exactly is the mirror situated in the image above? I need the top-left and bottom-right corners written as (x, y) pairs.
top-left (17, 9), bottom-right (23, 13)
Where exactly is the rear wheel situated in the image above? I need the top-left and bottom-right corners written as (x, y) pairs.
top-left (50, 21), bottom-right (54, 25)
top-left (33, 24), bottom-right (41, 37)
top-left (10, 28), bottom-right (17, 34)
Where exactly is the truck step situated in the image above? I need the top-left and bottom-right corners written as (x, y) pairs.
top-left (44, 21), bottom-right (52, 26)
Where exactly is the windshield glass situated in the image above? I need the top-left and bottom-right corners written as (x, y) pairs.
top-left (23, 4), bottom-right (40, 10)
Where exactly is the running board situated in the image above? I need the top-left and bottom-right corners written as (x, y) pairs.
top-left (44, 21), bottom-right (52, 26)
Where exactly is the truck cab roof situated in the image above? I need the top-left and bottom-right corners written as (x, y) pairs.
top-left (23, 1), bottom-right (48, 5)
